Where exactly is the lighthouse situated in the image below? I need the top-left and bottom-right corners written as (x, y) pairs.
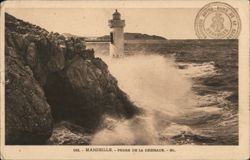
top-left (108, 9), bottom-right (125, 57)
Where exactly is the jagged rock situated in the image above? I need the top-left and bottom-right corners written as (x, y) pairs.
top-left (17, 26), bottom-right (29, 34)
top-left (5, 30), bottom-right (16, 49)
top-left (47, 121), bottom-right (91, 145)
top-left (26, 42), bottom-right (38, 68)
top-left (5, 21), bottom-right (16, 31)
top-left (6, 46), bottom-right (18, 58)
top-left (12, 32), bottom-right (26, 50)
top-left (80, 49), bottom-right (95, 59)
top-left (92, 57), bottom-right (108, 70)
top-left (40, 35), bottom-right (49, 45)
top-left (5, 55), bottom-right (53, 144)
top-left (5, 12), bottom-right (139, 144)
top-left (44, 57), bottom-right (139, 130)
top-left (57, 34), bottom-right (66, 41)
top-left (47, 41), bottom-right (65, 72)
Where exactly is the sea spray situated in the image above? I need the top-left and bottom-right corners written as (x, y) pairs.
top-left (91, 116), bottom-right (158, 145)
top-left (102, 55), bottom-right (195, 115)
top-left (91, 54), bottom-right (196, 145)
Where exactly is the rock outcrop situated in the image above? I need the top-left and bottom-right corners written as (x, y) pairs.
top-left (5, 13), bottom-right (139, 144)
top-left (46, 121), bottom-right (91, 145)
top-left (5, 49), bottom-right (53, 144)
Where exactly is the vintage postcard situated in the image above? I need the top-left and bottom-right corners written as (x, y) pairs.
top-left (0, 0), bottom-right (249, 159)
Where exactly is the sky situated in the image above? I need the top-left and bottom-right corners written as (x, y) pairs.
top-left (6, 8), bottom-right (199, 39)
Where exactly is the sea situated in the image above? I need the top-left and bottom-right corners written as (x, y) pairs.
top-left (86, 39), bottom-right (238, 145)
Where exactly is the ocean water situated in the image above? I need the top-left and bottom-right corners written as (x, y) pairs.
top-left (87, 41), bottom-right (238, 145)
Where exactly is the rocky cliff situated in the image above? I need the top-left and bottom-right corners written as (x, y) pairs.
top-left (5, 13), bottom-right (139, 144)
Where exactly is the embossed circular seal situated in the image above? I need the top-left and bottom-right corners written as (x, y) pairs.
top-left (195, 2), bottom-right (241, 39)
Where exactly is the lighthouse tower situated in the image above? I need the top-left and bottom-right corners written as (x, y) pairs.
top-left (108, 9), bottom-right (125, 58)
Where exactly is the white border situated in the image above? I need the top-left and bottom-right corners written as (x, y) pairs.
top-left (0, 1), bottom-right (249, 160)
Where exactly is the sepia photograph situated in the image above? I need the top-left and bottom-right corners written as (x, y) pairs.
top-left (0, 1), bottom-right (249, 159)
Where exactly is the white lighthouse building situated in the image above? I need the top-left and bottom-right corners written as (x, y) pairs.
top-left (108, 9), bottom-right (125, 58)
